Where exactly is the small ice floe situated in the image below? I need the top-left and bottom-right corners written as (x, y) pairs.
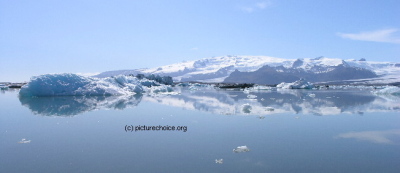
top-left (18, 138), bottom-right (31, 144)
top-left (247, 94), bottom-right (257, 99)
top-left (242, 104), bottom-right (252, 113)
top-left (215, 159), bottom-right (223, 164)
top-left (265, 107), bottom-right (274, 111)
top-left (308, 93), bottom-right (316, 97)
top-left (233, 145), bottom-right (250, 153)
top-left (251, 85), bottom-right (272, 90)
top-left (0, 84), bottom-right (8, 90)
top-left (277, 78), bottom-right (314, 89)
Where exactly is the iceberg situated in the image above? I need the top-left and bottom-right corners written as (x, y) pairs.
top-left (19, 73), bottom-right (172, 97)
top-left (215, 159), bottom-right (223, 164)
top-left (233, 145), bottom-right (250, 153)
top-left (18, 138), bottom-right (31, 144)
top-left (277, 78), bottom-right (314, 89)
top-left (0, 84), bottom-right (8, 89)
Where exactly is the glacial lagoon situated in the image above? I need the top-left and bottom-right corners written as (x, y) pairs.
top-left (1, 86), bottom-right (400, 172)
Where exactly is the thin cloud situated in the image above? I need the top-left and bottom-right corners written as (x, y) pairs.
top-left (240, 1), bottom-right (271, 13)
top-left (256, 2), bottom-right (270, 9)
top-left (190, 47), bottom-right (199, 51)
top-left (337, 29), bottom-right (400, 44)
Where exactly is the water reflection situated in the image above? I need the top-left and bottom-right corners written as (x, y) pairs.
top-left (336, 129), bottom-right (400, 144)
top-left (19, 95), bottom-right (142, 116)
top-left (145, 87), bottom-right (400, 116)
top-left (18, 87), bottom-right (399, 116)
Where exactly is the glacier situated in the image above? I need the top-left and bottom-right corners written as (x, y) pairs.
top-left (19, 73), bottom-right (173, 97)
top-left (94, 55), bottom-right (400, 84)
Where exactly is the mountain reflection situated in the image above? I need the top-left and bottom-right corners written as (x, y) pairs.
top-left (19, 87), bottom-right (399, 116)
top-left (144, 87), bottom-right (400, 116)
top-left (336, 129), bottom-right (400, 144)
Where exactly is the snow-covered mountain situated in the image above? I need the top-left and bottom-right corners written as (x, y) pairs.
top-left (95, 55), bottom-right (400, 84)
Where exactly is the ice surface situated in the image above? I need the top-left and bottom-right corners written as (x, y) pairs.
top-left (276, 78), bottom-right (314, 89)
top-left (19, 73), bottom-right (172, 97)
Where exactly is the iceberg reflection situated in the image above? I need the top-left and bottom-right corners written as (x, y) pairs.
top-left (144, 87), bottom-right (399, 116)
top-left (19, 86), bottom-right (400, 117)
top-left (19, 95), bottom-right (142, 116)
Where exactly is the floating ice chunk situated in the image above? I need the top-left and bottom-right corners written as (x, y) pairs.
top-left (215, 159), bottom-right (223, 164)
top-left (277, 78), bottom-right (314, 89)
top-left (308, 93), bottom-right (316, 97)
top-left (0, 84), bottom-right (8, 89)
top-left (251, 85), bottom-right (272, 90)
top-left (18, 138), bottom-right (31, 144)
top-left (233, 145), bottom-right (250, 153)
top-left (242, 104), bottom-right (252, 113)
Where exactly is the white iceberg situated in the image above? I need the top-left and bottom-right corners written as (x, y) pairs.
top-left (18, 138), bottom-right (31, 144)
top-left (277, 78), bottom-right (314, 89)
top-left (0, 84), bottom-right (8, 89)
top-left (19, 73), bottom-right (172, 97)
top-left (233, 145), bottom-right (250, 153)
top-left (251, 84), bottom-right (272, 90)
top-left (215, 159), bottom-right (223, 164)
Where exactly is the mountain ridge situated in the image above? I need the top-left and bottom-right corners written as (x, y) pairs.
top-left (94, 55), bottom-right (400, 84)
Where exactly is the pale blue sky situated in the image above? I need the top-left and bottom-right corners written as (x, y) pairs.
top-left (1, 0), bottom-right (399, 82)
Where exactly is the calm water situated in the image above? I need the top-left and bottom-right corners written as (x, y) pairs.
top-left (1, 87), bottom-right (400, 173)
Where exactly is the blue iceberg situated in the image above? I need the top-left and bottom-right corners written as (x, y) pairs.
top-left (19, 73), bottom-right (172, 97)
